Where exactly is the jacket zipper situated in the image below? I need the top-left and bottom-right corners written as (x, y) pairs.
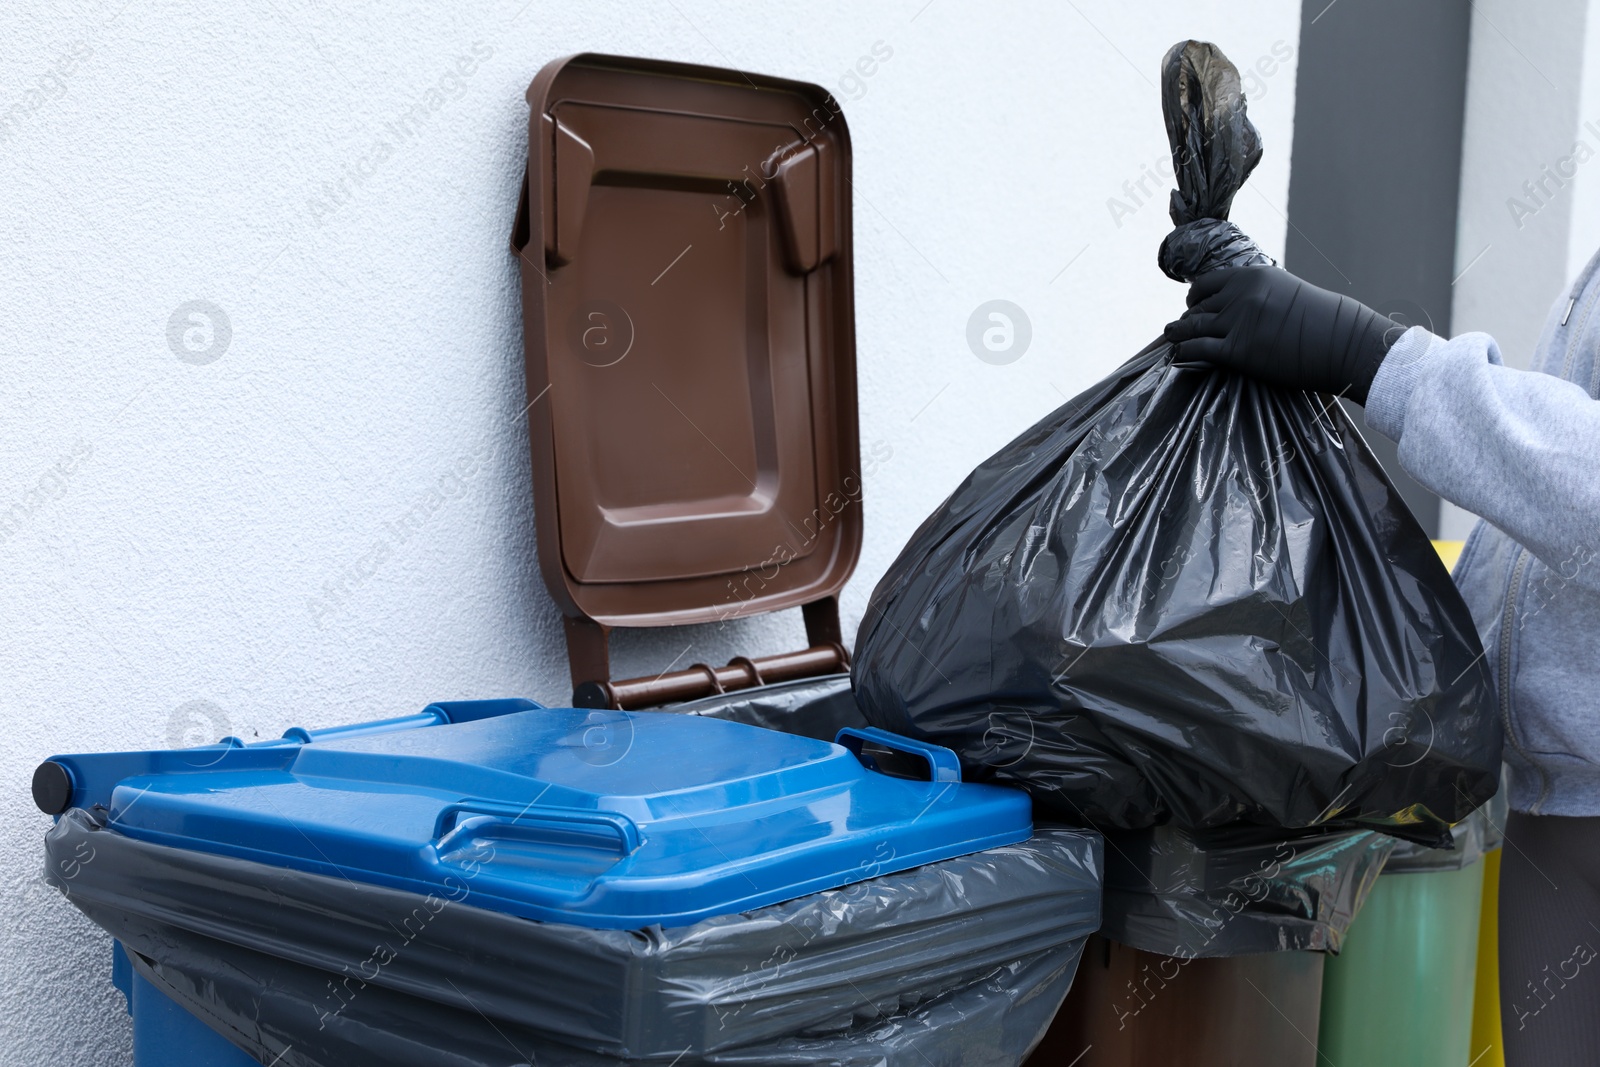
top-left (1496, 276), bottom-right (1598, 811)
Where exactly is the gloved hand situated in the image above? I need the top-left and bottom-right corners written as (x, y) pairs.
top-left (1162, 265), bottom-right (1402, 404)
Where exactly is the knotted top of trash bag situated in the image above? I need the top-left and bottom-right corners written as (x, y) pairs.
top-left (1157, 40), bottom-right (1273, 282)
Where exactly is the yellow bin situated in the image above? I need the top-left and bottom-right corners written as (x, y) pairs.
top-left (1470, 848), bottom-right (1504, 1067)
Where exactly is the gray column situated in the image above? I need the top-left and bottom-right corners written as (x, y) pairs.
top-left (1285, 0), bottom-right (1475, 537)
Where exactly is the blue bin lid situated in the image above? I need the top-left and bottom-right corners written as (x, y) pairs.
top-left (46, 701), bottom-right (1031, 929)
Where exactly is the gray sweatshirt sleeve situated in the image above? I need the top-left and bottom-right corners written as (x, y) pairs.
top-left (1364, 325), bottom-right (1600, 591)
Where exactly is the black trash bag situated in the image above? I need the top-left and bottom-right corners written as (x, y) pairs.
top-left (1383, 766), bottom-right (1510, 873)
top-left (852, 40), bottom-right (1501, 848)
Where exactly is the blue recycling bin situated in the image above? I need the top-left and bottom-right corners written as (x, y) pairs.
top-left (40, 700), bottom-right (1031, 927)
top-left (41, 694), bottom-right (1102, 1066)
top-left (112, 944), bottom-right (258, 1067)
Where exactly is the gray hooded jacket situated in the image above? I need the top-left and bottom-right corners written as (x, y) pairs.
top-left (1366, 249), bottom-right (1600, 816)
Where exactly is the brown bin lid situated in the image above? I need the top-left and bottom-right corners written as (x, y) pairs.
top-left (512, 54), bottom-right (860, 635)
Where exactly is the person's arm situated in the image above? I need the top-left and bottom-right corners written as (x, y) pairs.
top-left (1366, 326), bottom-right (1600, 589)
top-left (1165, 266), bottom-right (1600, 589)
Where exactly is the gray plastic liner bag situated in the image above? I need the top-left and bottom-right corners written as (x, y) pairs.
top-left (852, 39), bottom-right (1502, 849)
top-left (45, 678), bottom-right (1103, 1067)
top-left (1099, 824), bottom-right (1397, 957)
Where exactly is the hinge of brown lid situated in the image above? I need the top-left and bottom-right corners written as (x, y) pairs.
top-left (564, 616), bottom-right (612, 698)
top-left (802, 595), bottom-right (843, 646)
top-left (569, 596), bottom-right (850, 710)
top-left (578, 642), bottom-right (850, 710)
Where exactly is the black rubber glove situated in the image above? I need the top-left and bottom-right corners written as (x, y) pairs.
top-left (1162, 266), bottom-right (1401, 404)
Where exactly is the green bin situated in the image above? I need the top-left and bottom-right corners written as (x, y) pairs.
top-left (1317, 808), bottom-right (1493, 1065)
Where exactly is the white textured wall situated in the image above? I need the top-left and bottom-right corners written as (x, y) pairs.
top-left (0, 2), bottom-right (1297, 1061)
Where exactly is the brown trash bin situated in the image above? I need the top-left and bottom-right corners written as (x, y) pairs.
top-left (1028, 934), bottom-right (1325, 1067)
top-left (510, 51), bottom-right (863, 710)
